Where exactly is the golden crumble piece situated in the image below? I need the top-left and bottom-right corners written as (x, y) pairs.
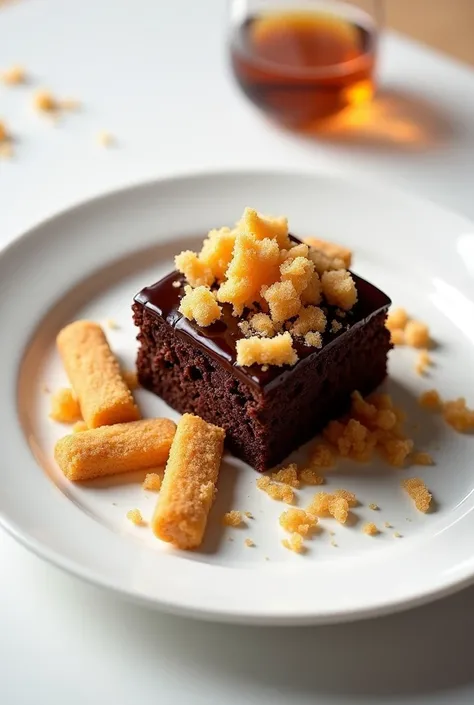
top-left (236, 332), bottom-right (298, 367)
top-left (217, 232), bottom-right (280, 315)
top-left (335, 419), bottom-right (376, 462)
top-left (179, 285), bottom-right (222, 327)
top-left (369, 503), bottom-right (379, 510)
top-left (402, 478), bottom-right (432, 513)
top-left (199, 227), bottom-right (236, 282)
top-left (351, 390), bottom-right (377, 423)
top-left (299, 468), bottom-right (325, 485)
top-left (122, 369), bottom-right (139, 391)
top-left (323, 419), bottom-right (346, 446)
top-left (308, 246), bottom-right (345, 275)
top-left (223, 510), bottom-right (243, 527)
top-left (383, 438), bottom-right (414, 467)
top-left (419, 389), bottom-right (442, 411)
top-left (328, 496), bottom-right (349, 524)
top-left (50, 388), bottom-right (82, 423)
top-left (300, 271), bottom-right (322, 306)
top-left (394, 531), bottom-right (402, 538)
top-left (0, 121), bottom-right (9, 142)
top-left (33, 89), bottom-right (58, 112)
top-left (256, 476), bottom-right (294, 503)
top-left (307, 491), bottom-right (331, 517)
top-left (72, 420), bottom-right (88, 433)
top-left (143, 472), bottom-right (162, 491)
top-left (238, 320), bottom-right (252, 337)
top-left (330, 319), bottom-right (343, 334)
top-left (416, 349), bottom-right (432, 375)
top-left (304, 331), bottom-right (322, 348)
top-left (240, 207), bottom-right (291, 250)
top-left (127, 509), bottom-right (145, 525)
top-left (304, 237), bottom-right (352, 269)
top-left (249, 312), bottom-right (275, 337)
top-left (282, 532), bottom-right (305, 553)
top-left (245, 538), bottom-right (255, 547)
top-left (368, 393), bottom-right (393, 411)
top-left (263, 280), bottom-right (301, 323)
top-left (97, 131), bottom-right (114, 147)
top-left (244, 511), bottom-right (253, 519)
top-left (283, 243), bottom-right (309, 261)
top-left (333, 489), bottom-right (357, 507)
top-left (175, 250), bottom-right (214, 288)
top-left (404, 320), bottom-right (430, 349)
top-left (280, 256), bottom-right (314, 295)
top-left (272, 463), bottom-right (300, 488)
top-left (386, 307), bottom-right (408, 332)
top-left (279, 508), bottom-right (317, 535)
top-left (308, 442), bottom-right (335, 468)
top-left (390, 329), bottom-right (405, 346)
top-left (321, 270), bottom-right (358, 311)
top-left (443, 398), bottom-right (474, 432)
top-left (374, 409), bottom-right (397, 431)
top-left (412, 451), bottom-right (434, 466)
top-left (363, 522), bottom-right (379, 536)
top-left (291, 305), bottom-right (327, 337)
top-left (1, 64), bottom-right (26, 85)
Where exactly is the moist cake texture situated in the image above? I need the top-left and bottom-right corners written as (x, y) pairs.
top-left (132, 260), bottom-right (391, 472)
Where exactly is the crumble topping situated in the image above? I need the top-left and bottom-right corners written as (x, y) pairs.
top-left (175, 208), bottom-right (358, 364)
top-left (271, 463), bottom-right (300, 488)
top-left (236, 332), bottom-right (297, 367)
top-left (404, 320), bottom-right (430, 349)
top-left (256, 475), bottom-right (294, 503)
top-left (390, 328), bottom-right (405, 346)
top-left (299, 468), bottom-right (325, 485)
top-left (178, 285), bottom-right (222, 327)
top-left (386, 307), bottom-right (408, 332)
top-left (245, 538), bottom-right (255, 547)
top-left (369, 502), bottom-right (379, 510)
top-left (1, 65), bottom-right (26, 85)
top-left (0, 121), bottom-right (9, 142)
top-left (303, 236), bottom-right (352, 268)
top-left (282, 532), bottom-right (305, 553)
top-left (443, 398), bottom-right (474, 432)
top-left (308, 442), bottom-right (335, 468)
top-left (401, 478), bottom-right (432, 513)
top-left (411, 451), bottom-right (433, 466)
top-left (419, 389), bottom-right (442, 410)
top-left (279, 508), bottom-right (318, 535)
top-left (386, 308), bottom-right (431, 349)
top-left (50, 388), bottom-right (82, 423)
top-left (415, 349), bottom-right (432, 375)
top-left (33, 89), bottom-right (58, 112)
top-left (127, 509), bottom-right (145, 525)
top-left (363, 522), bottom-right (379, 536)
top-left (328, 496), bottom-right (349, 523)
top-left (143, 472), bottom-right (162, 491)
top-left (333, 489), bottom-right (357, 507)
top-left (223, 510), bottom-right (243, 527)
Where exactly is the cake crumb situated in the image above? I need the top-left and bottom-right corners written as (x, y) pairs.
top-left (333, 489), bottom-right (357, 507)
top-left (419, 389), bottom-right (442, 411)
top-left (97, 131), bottom-right (114, 147)
top-left (282, 532), bottom-right (305, 553)
top-left (330, 319), bottom-right (343, 334)
top-left (328, 496), bottom-right (349, 524)
top-left (411, 451), bottom-right (434, 466)
top-left (321, 269), bottom-right (357, 311)
top-left (199, 227), bottom-right (236, 282)
top-left (386, 308), bottom-right (408, 332)
top-left (390, 328), bottom-right (405, 346)
top-left (72, 421), bottom-right (88, 433)
top-left (280, 255), bottom-right (314, 295)
top-left (299, 467), bottom-right (325, 485)
top-left (404, 320), bottom-right (430, 349)
top-left (291, 305), bottom-right (326, 336)
top-left (122, 370), bottom-right (139, 390)
top-left (127, 509), bottom-right (145, 525)
top-left (443, 397), bottom-right (474, 432)
top-left (143, 472), bottom-right (162, 491)
top-left (363, 522), bottom-right (379, 536)
top-left (0, 121), bottom-right (9, 142)
top-left (257, 476), bottom-right (294, 503)
top-left (263, 280), bottom-right (301, 323)
top-left (175, 251), bottom-right (214, 288)
top-left (303, 331), bottom-right (323, 348)
top-left (223, 510), bottom-right (243, 527)
top-left (402, 477), bottom-right (432, 513)
top-left (1, 64), bottom-right (26, 85)
top-left (49, 388), bottom-right (82, 423)
top-left (416, 349), bottom-right (432, 375)
top-left (308, 442), bottom-right (334, 468)
top-left (301, 271), bottom-right (323, 306)
top-left (236, 332), bottom-right (297, 367)
top-left (272, 463), bottom-right (300, 488)
top-left (245, 538), bottom-right (255, 547)
top-left (249, 312), bottom-right (275, 337)
top-left (307, 492), bottom-right (331, 516)
top-left (179, 285), bottom-right (222, 327)
top-left (33, 89), bottom-right (58, 112)
top-left (244, 511), bottom-right (253, 519)
top-left (303, 237), bottom-right (352, 268)
top-left (383, 438), bottom-right (414, 467)
top-left (279, 508), bottom-right (317, 536)
top-left (369, 502), bottom-right (379, 511)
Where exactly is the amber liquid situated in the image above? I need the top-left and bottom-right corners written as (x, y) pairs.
top-left (230, 10), bottom-right (376, 128)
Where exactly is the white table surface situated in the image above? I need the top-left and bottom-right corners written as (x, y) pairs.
top-left (2, 1), bottom-right (474, 703)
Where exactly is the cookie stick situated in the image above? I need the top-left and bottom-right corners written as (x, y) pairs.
top-left (55, 418), bottom-right (177, 481)
top-left (57, 320), bottom-right (140, 428)
top-left (152, 414), bottom-right (225, 550)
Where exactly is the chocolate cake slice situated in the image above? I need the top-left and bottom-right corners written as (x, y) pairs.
top-left (132, 268), bottom-right (391, 472)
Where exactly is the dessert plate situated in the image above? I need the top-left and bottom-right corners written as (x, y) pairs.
top-left (1, 170), bottom-right (474, 625)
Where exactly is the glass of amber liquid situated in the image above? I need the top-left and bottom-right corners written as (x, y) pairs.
top-left (229, 0), bottom-right (381, 129)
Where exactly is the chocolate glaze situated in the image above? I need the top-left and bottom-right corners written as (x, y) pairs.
top-left (134, 266), bottom-right (391, 395)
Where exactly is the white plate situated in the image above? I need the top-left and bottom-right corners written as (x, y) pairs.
top-left (2, 170), bottom-right (474, 625)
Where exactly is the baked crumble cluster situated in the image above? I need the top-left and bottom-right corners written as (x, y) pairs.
top-left (174, 207), bottom-right (356, 367)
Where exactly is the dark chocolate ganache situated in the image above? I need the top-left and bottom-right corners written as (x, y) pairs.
top-left (134, 266), bottom-right (391, 394)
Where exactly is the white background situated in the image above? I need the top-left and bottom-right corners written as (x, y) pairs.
top-left (1, 1), bottom-right (474, 703)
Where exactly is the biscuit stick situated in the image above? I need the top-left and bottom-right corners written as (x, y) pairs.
top-left (152, 414), bottom-right (225, 550)
top-left (55, 418), bottom-right (176, 481)
top-left (57, 320), bottom-right (140, 428)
